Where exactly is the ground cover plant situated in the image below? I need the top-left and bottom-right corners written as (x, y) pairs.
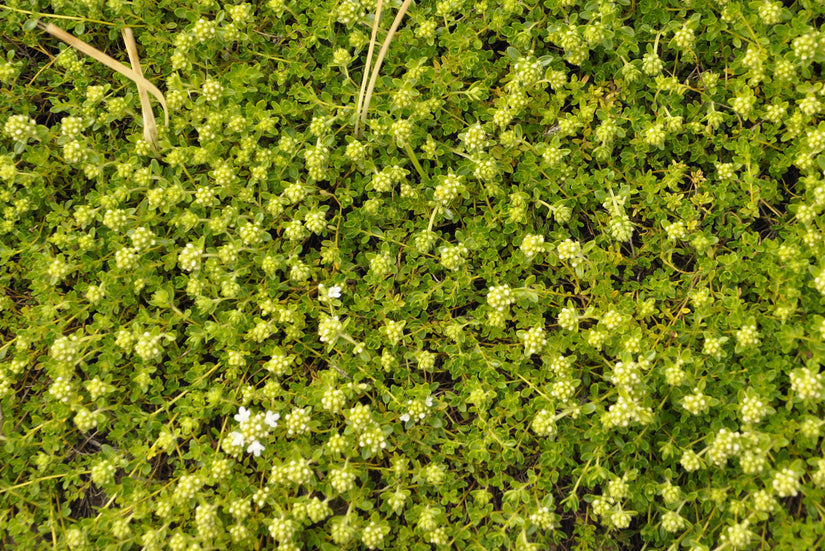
top-left (1, 0), bottom-right (825, 549)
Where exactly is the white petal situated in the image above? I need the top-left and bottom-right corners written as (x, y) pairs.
top-left (234, 406), bottom-right (251, 423)
top-left (231, 432), bottom-right (245, 447)
top-left (265, 411), bottom-right (280, 428)
top-left (247, 440), bottom-right (265, 457)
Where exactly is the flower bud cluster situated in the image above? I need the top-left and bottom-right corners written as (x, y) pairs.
top-left (604, 395), bottom-right (653, 428)
top-left (318, 315), bottom-right (343, 344)
top-left (321, 387), bottom-right (346, 413)
top-left (4, 114), bottom-right (37, 142)
top-left (557, 239), bottom-right (583, 266)
top-left (772, 467), bottom-right (801, 497)
top-left (51, 334), bottom-right (80, 364)
top-left (74, 408), bottom-right (101, 432)
top-left (434, 173), bottom-right (463, 205)
top-left (399, 396), bottom-right (433, 424)
top-left (134, 332), bottom-right (164, 362)
top-left (611, 360), bottom-right (642, 388)
top-left (790, 367), bottom-right (823, 400)
top-left (285, 407), bottom-right (311, 436)
top-left (520, 234), bottom-right (545, 258)
top-left (681, 388), bottom-right (709, 415)
top-left (735, 324), bottom-right (760, 348)
top-left (382, 319), bottom-right (405, 345)
top-left (47, 257), bottom-right (72, 282)
top-left (740, 394), bottom-right (768, 424)
top-left (707, 428), bottom-right (742, 466)
top-left (304, 144), bottom-right (329, 180)
top-left (90, 459), bottom-right (117, 486)
top-left (642, 52), bottom-right (663, 76)
top-left (702, 336), bottom-right (725, 360)
top-left (361, 521), bottom-right (387, 549)
top-left (672, 26), bottom-right (694, 50)
top-left (391, 119), bottom-right (412, 144)
top-left (416, 350), bottom-right (436, 371)
top-left (557, 307), bottom-right (579, 331)
top-left (439, 243), bottom-right (468, 271)
top-left (532, 409), bottom-right (557, 437)
top-left (680, 449), bottom-right (703, 472)
top-left (337, 0), bottom-right (362, 25)
top-left (414, 230), bottom-right (437, 253)
top-left (592, 495), bottom-right (633, 530)
top-left (487, 284), bottom-right (514, 311)
top-left (720, 521), bottom-right (754, 549)
top-left (519, 326), bottom-right (546, 355)
top-left (463, 123), bottom-right (487, 150)
top-left (369, 251), bottom-right (393, 276)
top-left (473, 157), bottom-right (498, 181)
top-left (660, 511), bottom-right (686, 533)
top-left (600, 310), bottom-right (624, 332)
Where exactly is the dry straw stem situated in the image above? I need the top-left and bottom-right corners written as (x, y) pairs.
top-left (361, 0), bottom-right (414, 129)
top-left (38, 22), bottom-right (169, 149)
top-left (355, 0), bottom-right (384, 138)
top-left (355, 0), bottom-right (414, 137)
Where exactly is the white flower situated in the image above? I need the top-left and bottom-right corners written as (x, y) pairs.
top-left (400, 413), bottom-right (411, 423)
top-left (319, 284), bottom-right (343, 301)
top-left (265, 411), bottom-right (280, 428)
top-left (234, 406), bottom-right (251, 423)
top-left (247, 440), bottom-right (265, 457)
top-left (231, 432), bottom-right (245, 447)
top-left (425, 396), bottom-right (434, 407)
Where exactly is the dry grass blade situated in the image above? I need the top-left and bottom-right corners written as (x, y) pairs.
top-left (359, 0), bottom-right (414, 132)
top-left (355, 0), bottom-right (384, 138)
top-left (40, 22), bottom-right (169, 149)
top-left (122, 28), bottom-right (159, 149)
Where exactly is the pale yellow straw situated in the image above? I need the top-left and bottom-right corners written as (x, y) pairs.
top-left (355, 0), bottom-right (384, 138)
top-left (39, 22), bottom-right (169, 149)
top-left (358, 0), bottom-right (414, 133)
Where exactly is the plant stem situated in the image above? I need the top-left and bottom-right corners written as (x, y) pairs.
top-left (404, 141), bottom-right (426, 180)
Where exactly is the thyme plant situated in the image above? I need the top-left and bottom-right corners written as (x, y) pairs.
top-left (1, 0), bottom-right (825, 549)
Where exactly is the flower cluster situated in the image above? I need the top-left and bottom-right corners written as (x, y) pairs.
top-left (222, 406), bottom-right (280, 457)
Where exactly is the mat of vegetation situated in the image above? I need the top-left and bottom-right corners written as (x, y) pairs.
top-left (2, 0), bottom-right (825, 549)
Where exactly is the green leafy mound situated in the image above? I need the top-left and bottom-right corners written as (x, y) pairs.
top-left (2, 0), bottom-right (825, 549)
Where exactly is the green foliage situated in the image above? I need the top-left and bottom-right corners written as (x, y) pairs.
top-left (2, 0), bottom-right (825, 549)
